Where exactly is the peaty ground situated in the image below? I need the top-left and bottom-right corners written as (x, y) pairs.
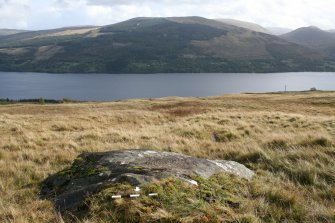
top-left (0, 92), bottom-right (334, 222)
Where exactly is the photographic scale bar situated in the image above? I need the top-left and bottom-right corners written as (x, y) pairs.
top-left (111, 193), bottom-right (158, 199)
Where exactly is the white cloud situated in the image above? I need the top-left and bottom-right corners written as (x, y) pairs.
top-left (86, 0), bottom-right (206, 6)
top-left (0, 0), bottom-right (29, 29)
top-left (0, 0), bottom-right (335, 30)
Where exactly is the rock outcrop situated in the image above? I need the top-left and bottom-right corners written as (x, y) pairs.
top-left (41, 149), bottom-right (254, 212)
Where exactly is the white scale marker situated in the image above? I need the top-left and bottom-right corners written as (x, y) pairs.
top-left (110, 187), bottom-right (158, 199)
top-left (130, 194), bottom-right (140, 198)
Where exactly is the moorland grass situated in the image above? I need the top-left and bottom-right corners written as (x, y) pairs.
top-left (0, 92), bottom-right (334, 222)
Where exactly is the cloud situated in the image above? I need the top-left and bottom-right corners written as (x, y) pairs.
top-left (84, 0), bottom-right (335, 29)
top-left (0, 0), bottom-right (335, 30)
top-left (0, 0), bottom-right (30, 29)
top-left (86, 0), bottom-right (206, 6)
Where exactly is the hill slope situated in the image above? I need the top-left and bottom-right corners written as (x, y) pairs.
top-left (0, 26), bottom-right (99, 47)
top-left (0, 17), bottom-right (333, 73)
top-left (0, 29), bottom-right (28, 36)
top-left (216, 18), bottom-right (270, 33)
top-left (281, 26), bottom-right (335, 56)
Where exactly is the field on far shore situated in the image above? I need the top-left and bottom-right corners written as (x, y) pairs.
top-left (0, 92), bottom-right (334, 222)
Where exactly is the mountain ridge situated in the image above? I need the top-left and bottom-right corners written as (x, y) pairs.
top-left (281, 26), bottom-right (335, 56)
top-left (216, 18), bottom-right (270, 33)
top-left (0, 16), bottom-right (334, 73)
top-left (0, 29), bottom-right (29, 36)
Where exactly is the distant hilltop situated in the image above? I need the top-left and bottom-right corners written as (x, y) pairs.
top-left (1, 16), bottom-right (335, 73)
top-left (215, 18), bottom-right (270, 34)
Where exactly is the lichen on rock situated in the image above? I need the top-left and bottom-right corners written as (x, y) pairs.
top-left (40, 149), bottom-right (254, 213)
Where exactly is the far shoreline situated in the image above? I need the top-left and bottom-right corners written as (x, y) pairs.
top-left (1, 90), bottom-right (333, 105)
top-left (1, 70), bottom-right (335, 75)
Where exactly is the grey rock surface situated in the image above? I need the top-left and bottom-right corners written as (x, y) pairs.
top-left (41, 149), bottom-right (254, 212)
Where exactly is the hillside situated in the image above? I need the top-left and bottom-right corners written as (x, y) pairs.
top-left (0, 29), bottom-right (28, 36)
top-left (216, 18), bottom-right (270, 33)
top-left (0, 26), bottom-right (99, 47)
top-left (0, 92), bottom-right (334, 222)
top-left (0, 17), bottom-right (333, 73)
top-left (281, 26), bottom-right (335, 56)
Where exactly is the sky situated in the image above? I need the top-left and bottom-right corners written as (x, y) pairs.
top-left (1, 0), bottom-right (335, 30)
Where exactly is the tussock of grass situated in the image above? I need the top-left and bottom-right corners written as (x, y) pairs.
top-left (86, 175), bottom-right (247, 223)
top-left (0, 92), bottom-right (334, 222)
top-left (299, 136), bottom-right (333, 147)
top-left (266, 138), bottom-right (288, 149)
top-left (84, 173), bottom-right (312, 223)
top-left (213, 130), bottom-right (239, 142)
top-left (234, 150), bottom-right (271, 165)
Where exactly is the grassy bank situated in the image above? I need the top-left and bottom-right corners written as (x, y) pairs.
top-left (0, 92), bottom-right (334, 222)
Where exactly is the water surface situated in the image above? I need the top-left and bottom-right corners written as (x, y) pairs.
top-left (0, 72), bottom-right (334, 101)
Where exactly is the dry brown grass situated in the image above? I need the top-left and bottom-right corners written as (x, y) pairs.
top-left (0, 92), bottom-right (334, 222)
